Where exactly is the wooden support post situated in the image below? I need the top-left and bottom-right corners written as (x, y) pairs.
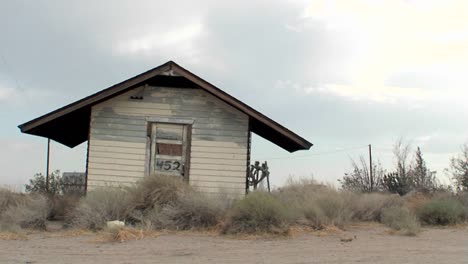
top-left (369, 144), bottom-right (373, 192)
top-left (46, 138), bottom-right (50, 192)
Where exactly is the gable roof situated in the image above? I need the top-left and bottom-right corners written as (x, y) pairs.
top-left (18, 61), bottom-right (312, 152)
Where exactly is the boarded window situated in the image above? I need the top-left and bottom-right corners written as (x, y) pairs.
top-left (157, 143), bottom-right (182, 156)
top-left (149, 123), bottom-right (189, 177)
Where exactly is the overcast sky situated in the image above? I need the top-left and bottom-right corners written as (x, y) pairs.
top-left (1, 0), bottom-right (467, 190)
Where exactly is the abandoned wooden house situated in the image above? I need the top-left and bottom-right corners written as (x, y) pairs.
top-left (18, 61), bottom-right (312, 196)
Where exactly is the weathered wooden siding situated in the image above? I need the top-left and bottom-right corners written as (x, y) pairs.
top-left (87, 85), bottom-right (249, 196)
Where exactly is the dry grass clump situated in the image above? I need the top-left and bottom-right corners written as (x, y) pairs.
top-left (403, 192), bottom-right (432, 215)
top-left (71, 187), bottom-right (132, 230)
top-left (351, 193), bottom-right (403, 222)
top-left (381, 206), bottom-right (420, 236)
top-left (125, 176), bottom-right (191, 225)
top-left (275, 179), bottom-right (353, 229)
top-left (0, 193), bottom-right (49, 231)
top-left (222, 191), bottom-right (290, 235)
top-left (70, 176), bottom-right (227, 232)
top-left (147, 192), bottom-right (225, 230)
top-left (0, 188), bottom-right (27, 212)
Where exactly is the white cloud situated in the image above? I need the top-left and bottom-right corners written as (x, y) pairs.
top-left (0, 85), bottom-right (15, 102)
top-left (114, 21), bottom-right (204, 58)
top-left (294, 0), bottom-right (468, 106)
top-left (306, 83), bottom-right (439, 105)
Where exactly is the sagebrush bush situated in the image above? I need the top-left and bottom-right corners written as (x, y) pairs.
top-left (71, 188), bottom-right (132, 230)
top-left (147, 192), bottom-right (225, 230)
top-left (0, 188), bottom-right (27, 213)
top-left (351, 193), bottom-right (403, 222)
top-left (455, 191), bottom-right (468, 221)
top-left (274, 179), bottom-right (353, 228)
top-left (48, 195), bottom-right (81, 221)
top-left (417, 196), bottom-right (464, 225)
top-left (222, 191), bottom-right (290, 234)
top-left (381, 206), bottom-right (420, 236)
top-left (128, 176), bottom-right (188, 213)
top-left (0, 193), bottom-right (49, 231)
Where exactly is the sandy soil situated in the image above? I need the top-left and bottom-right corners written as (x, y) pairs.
top-left (1, 224), bottom-right (467, 264)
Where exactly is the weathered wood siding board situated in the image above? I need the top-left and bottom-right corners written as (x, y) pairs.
top-left (87, 85), bottom-right (248, 196)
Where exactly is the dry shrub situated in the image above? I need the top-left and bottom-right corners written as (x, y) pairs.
top-left (107, 227), bottom-right (146, 242)
top-left (454, 191), bottom-right (468, 221)
top-left (48, 195), bottom-right (81, 221)
top-left (0, 194), bottom-right (49, 231)
top-left (351, 193), bottom-right (403, 222)
top-left (403, 192), bottom-right (431, 215)
top-left (222, 192), bottom-right (290, 234)
top-left (0, 188), bottom-right (27, 212)
top-left (381, 206), bottom-right (420, 236)
top-left (130, 176), bottom-right (188, 208)
top-left (275, 179), bottom-right (353, 229)
top-left (0, 231), bottom-right (28, 240)
top-left (71, 187), bottom-right (132, 230)
top-left (417, 196), bottom-right (464, 225)
top-left (147, 192), bottom-right (224, 230)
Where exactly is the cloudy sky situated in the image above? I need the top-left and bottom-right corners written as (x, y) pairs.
top-left (1, 0), bottom-right (467, 189)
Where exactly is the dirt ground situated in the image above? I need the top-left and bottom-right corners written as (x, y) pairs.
top-left (1, 224), bottom-right (467, 264)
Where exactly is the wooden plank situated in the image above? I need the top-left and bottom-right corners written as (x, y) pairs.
top-left (91, 116), bottom-right (147, 126)
top-left (92, 111), bottom-right (246, 126)
top-left (191, 135), bottom-right (247, 144)
top-left (90, 139), bottom-right (146, 149)
top-left (88, 168), bottom-right (145, 179)
top-left (96, 101), bottom-right (172, 110)
top-left (89, 145), bottom-right (146, 155)
top-left (89, 151), bottom-right (146, 161)
top-left (190, 163), bottom-right (246, 171)
top-left (191, 146), bottom-right (247, 154)
top-left (192, 129), bottom-right (248, 137)
top-left (89, 157), bottom-right (145, 166)
top-left (193, 122), bottom-right (248, 132)
top-left (88, 162), bottom-right (146, 172)
top-left (92, 122), bottom-right (144, 132)
top-left (99, 106), bottom-right (173, 116)
top-left (91, 128), bottom-right (147, 138)
top-left (190, 152), bottom-right (246, 160)
top-left (191, 157), bottom-right (247, 166)
top-left (189, 169), bottom-right (246, 177)
top-left (191, 140), bottom-right (245, 148)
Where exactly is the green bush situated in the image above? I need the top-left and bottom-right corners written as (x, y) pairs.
top-left (71, 187), bottom-right (132, 230)
top-left (381, 206), bottom-right (420, 236)
top-left (417, 196), bottom-right (464, 225)
top-left (222, 192), bottom-right (290, 234)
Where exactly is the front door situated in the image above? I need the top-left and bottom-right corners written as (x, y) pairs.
top-left (149, 123), bottom-right (190, 178)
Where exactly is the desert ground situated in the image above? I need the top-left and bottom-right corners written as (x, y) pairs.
top-left (1, 224), bottom-right (466, 264)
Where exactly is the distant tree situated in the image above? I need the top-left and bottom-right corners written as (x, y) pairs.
top-left (450, 144), bottom-right (468, 191)
top-left (411, 147), bottom-right (438, 193)
top-left (25, 170), bottom-right (62, 196)
top-left (340, 156), bottom-right (384, 192)
top-left (382, 139), bottom-right (413, 195)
